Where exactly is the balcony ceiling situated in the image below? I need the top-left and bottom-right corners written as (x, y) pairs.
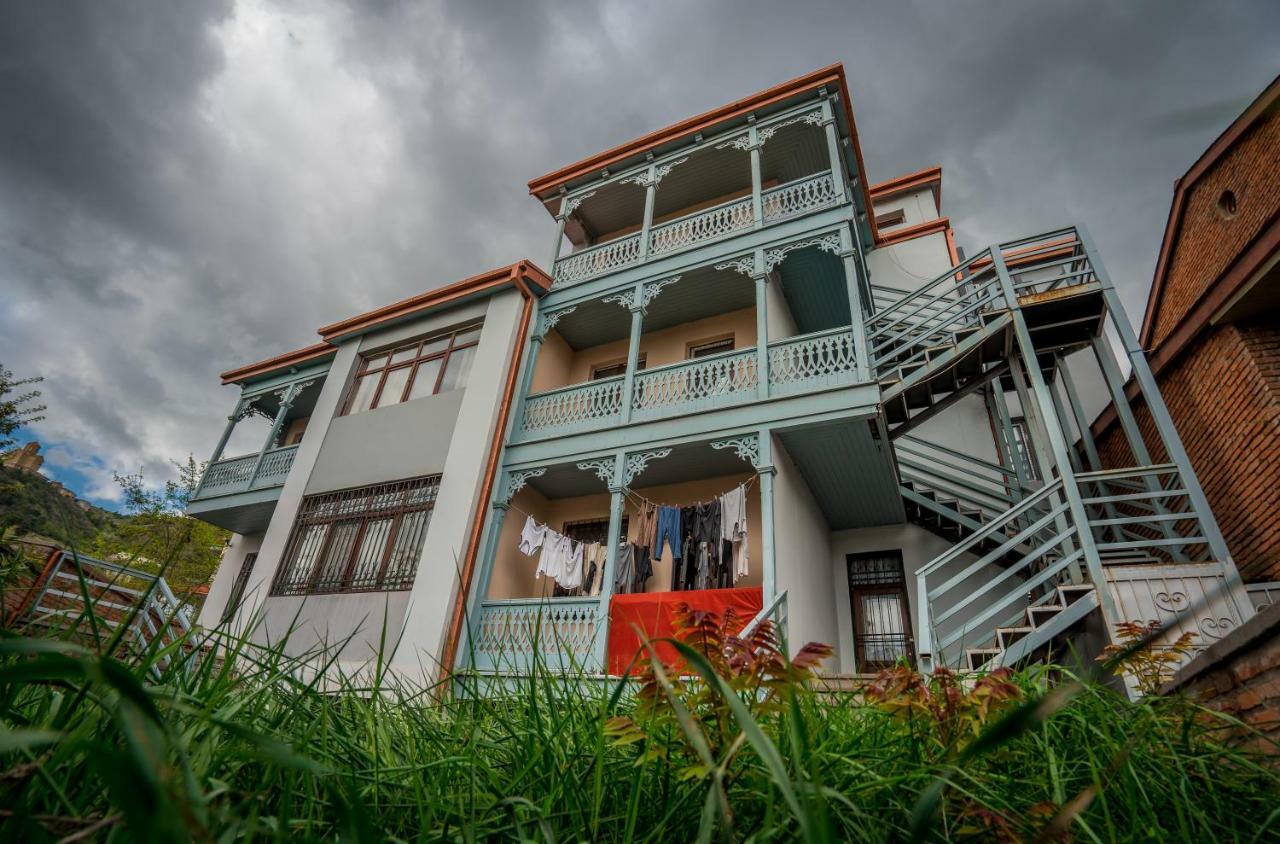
top-left (778, 418), bottom-right (904, 529)
top-left (525, 439), bottom-right (756, 500)
top-left (245, 379), bottom-right (323, 420)
top-left (775, 246), bottom-right (850, 334)
top-left (555, 266), bottom-right (755, 351)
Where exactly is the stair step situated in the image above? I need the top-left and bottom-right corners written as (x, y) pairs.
top-left (1028, 604), bottom-right (1065, 628)
top-left (1056, 584), bottom-right (1094, 605)
top-left (965, 648), bottom-right (1003, 671)
top-left (997, 626), bottom-right (1034, 650)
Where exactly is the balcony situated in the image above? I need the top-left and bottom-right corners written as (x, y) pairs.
top-left (196, 445), bottom-right (299, 498)
top-left (517, 326), bottom-right (860, 440)
top-left (553, 171), bottom-right (841, 288)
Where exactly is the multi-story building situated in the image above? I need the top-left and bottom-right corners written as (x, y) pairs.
top-left (191, 263), bottom-right (550, 678)
top-left (194, 64), bottom-right (1257, 686)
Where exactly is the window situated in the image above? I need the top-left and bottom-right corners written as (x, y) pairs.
top-left (591, 355), bottom-right (646, 380)
top-left (562, 517), bottom-right (629, 546)
top-left (271, 476), bottom-right (440, 596)
top-left (687, 337), bottom-right (735, 359)
top-left (344, 324), bottom-right (481, 414)
top-left (1010, 418), bottom-right (1040, 481)
top-left (847, 551), bottom-right (914, 670)
top-left (875, 209), bottom-right (906, 229)
top-left (220, 552), bottom-right (258, 624)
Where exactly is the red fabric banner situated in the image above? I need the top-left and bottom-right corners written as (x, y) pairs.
top-left (607, 586), bottom-right (763, 676)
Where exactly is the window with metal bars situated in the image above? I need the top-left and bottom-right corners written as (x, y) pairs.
top-left (846, 551), bottom-right (915, 670)
top-left (220, 552), bottom-right (258, 623)
top-left (271, 476), bottom-right (440, 596)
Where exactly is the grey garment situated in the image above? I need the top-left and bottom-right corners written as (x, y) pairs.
top-left (694, 541), bottom-right (713, 591)
top-left (614, 544), bottom-right (635, 594)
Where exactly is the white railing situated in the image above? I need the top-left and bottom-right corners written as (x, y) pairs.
top-left (767, 327), bottom-right (858, 396)
top-left (762, 171), bottom-right (839, 223)
top-left (553, 233), bottom-right (643, 288)
top-left (195, 445), bottom-right (299, 499)
top-left (520, 376), bottom-right (623, 435)
top-left (1247, 582), bottom-right (1280, 611)
top-left (470, 597), bottom-right (604, 673)
top-left (649, 196), bottom-right (752, 257)
top-left (551, 171), bottom-right (843, 289)
top-left (632, 348), bottom-right (758, 421)
top-left (198, 453), bottom-right (259, 495)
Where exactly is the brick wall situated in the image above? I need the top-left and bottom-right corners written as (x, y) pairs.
top-left (1149, 111), bottom-right (1280, 348)
top-left (1095, 317), bottom-right (1280, 582)
top-left (1163, 601), bottom-right (1280, 754)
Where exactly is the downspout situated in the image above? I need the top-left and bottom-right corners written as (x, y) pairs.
top-left (438, 264), bottom-right (538, 680)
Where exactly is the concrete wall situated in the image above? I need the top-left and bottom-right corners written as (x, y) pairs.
top-left (197, 532), bottom-right (263, 628)
top-left (487, 472), bottom-right (763, 600)
top-left (772, 439), bottom-right (838, 667)
top-left (865, 231), bottom-right (954, 296)
top-left (765, 272), bottom-right (798, 341)
top-left (871, 184), bottom-right (940, 229)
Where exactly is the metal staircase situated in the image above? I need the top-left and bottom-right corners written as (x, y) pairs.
top-left (864, 227), bottom-right (1254, 676)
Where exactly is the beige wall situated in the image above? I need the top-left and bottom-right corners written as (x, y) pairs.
top-left (487, 472), bottom-right (763, 600)
top-left (529, 307), bottom-right (758, 394)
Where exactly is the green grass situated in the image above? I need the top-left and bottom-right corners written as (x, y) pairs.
top-left (0, 601), bottom-right (1277, 842)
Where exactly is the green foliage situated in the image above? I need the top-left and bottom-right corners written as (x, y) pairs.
top-left (0, 363), bottom-right (45, 451)
top-left (88, 456), bottom-right (228, 593)
top-left (0, 599), bottom-right (1277, 842)
top-left (0, 464), bottom-right (115, 546)
top-left (1099, 620), bottom-right (1198, 695)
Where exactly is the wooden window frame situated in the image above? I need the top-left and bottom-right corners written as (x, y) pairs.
top-left (342, 323), bottom-right (483, 415)
top-left (590, 354), bottom-right (646, 381)
top-left (271, 475), bottom-right (440, 596)
top-left (846, 550), bottom-right (915, 671)
top-left (686, 334), bottom-right (736, 360)
top-left (874, 208), bottom-right (906, 230)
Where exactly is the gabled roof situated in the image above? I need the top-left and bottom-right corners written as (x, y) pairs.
top-left (526, 64), bottom-right (880, 242)
top-left (220, 261), bottom-right (551, 386)
top-left (1139, 73), bottom-right (1280, 350)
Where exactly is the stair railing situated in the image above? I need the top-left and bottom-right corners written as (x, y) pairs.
top-left (915, 479), bottom-right (1079, 672)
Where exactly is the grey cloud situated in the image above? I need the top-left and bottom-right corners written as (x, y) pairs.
top-left (0, 0), bottom-right (1275, 502)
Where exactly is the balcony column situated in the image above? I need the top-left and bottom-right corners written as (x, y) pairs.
top-left (592, 451), bottom-right (627, 670)
top-left (837, 223), bottom-right (872, 381)
top-left (247, 382), bottom-right (300, 488)
top-left (638, 161), bottom-right (657, 261)
top-left (753, 247), bottom-right (770, 399)
top-left (748, 119), bottom-right (763, 229)
top-left (756, 430), bottom-right (777, 604)
top-left (1078, 228), bottom-right (1245, 614)
top-left (820, 97), bottom-right (848, 204)
top-left (996, 254), bottom-right (1107, 606)
top-left (622, 284), bottom-right (645, 424)
top-left (195, 397), bottom-right (249, 498)
top-left (550, 192), bottom-right (569, 267)
top-left (513, 306), bottom-right (571, 436)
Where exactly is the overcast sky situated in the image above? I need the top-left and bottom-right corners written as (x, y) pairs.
top-left (2, 1), bottom-right (1276, 507)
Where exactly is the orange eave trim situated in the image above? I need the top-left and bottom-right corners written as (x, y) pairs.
top-left (870, 165), bottom-right (942, 208)
top-left (1140, 73), bottom-right (1280, 349)
top-left (318, 261), bottom-right (551, 343)
top-left (526, 64), bottom-right (879, 242)
top-left (220, 342), bottom-right (335, 385)
top-left (875, 216), bottom-right (952, 248)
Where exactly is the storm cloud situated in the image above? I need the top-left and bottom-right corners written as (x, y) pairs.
top-left (1, 0), bottom-right (1275, 503)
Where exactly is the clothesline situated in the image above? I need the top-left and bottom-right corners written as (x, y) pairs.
top-left (622, 474), bottom-right (759, 512)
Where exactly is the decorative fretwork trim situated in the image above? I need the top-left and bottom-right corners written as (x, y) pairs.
top-left (755, 110), bottom-right (823, 147)
top-left (602, 276), bottom-right (682, 313)
top-left (764, 233), bottom-right (841, 272)
top-left (624, 448), bottom-right (671, 487)
top-left (502, 468), bottom-right (547, 505)
top-left (559, 191), bottom-right (595, 218)
top-left (710, 435), bottom-right (760, 468)
top-left (714, 255), bottom-right (758, 277)
top-left (575, 459), bottom-right (615, 487)
top-left (537, 306), bottom-right (576, 338)
top-left (621, 157), bottom-right (689, 189)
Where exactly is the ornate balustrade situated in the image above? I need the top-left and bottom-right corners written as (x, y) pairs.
top-left (767, 327), bottom-right (858, 396)
top-left (469, 597), bottom-right (604, 673)
top-left (520, 376), bottom-right (623, 436)
top-left (552, 170), bottom-right (843, 289)
top-left (193, 444), bottom-right (299, 500)
top-left (515, 327), bottom-right (863, 439)
top-left (632, 347), bottom-right (758, 421)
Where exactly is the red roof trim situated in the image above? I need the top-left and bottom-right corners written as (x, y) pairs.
top-left (220, 343), bottom-right (335, 385)
top-left (869, 165), bottom-right (942, 209)
top-left (875, 216), bottom-right (952, 248)
top-left (1140, 74), bottom-right (1280, 349)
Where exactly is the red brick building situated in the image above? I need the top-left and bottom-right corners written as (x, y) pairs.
top-left (1093, 75), bottom-right (1280, 583)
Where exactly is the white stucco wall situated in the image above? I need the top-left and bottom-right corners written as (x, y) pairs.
top-left (197, 532), bottom-right (262, 628)
top-left (765, 272), bottom-right (798, 341)
top-left (866, 231), bottom-right (954, 296)
top-left (870, 184), bottom-right (940, 229)
top-left (771, 438), bottom-right (838, 667)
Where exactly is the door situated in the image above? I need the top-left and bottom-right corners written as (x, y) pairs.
top-left (847, 551), bottom-right (915, 671)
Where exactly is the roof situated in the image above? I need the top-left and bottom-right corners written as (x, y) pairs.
top-left (220, 261), bottom-right (551, 385)
top-left (869, 165), bottom-right (942, 210)
top-left (526, 64), bottom-right (880, 242)
top-left (1139, 73), bottom-right (1280, 349)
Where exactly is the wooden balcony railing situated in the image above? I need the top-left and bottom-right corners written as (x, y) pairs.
top-left (193, 444), bottom-right (299, 500)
